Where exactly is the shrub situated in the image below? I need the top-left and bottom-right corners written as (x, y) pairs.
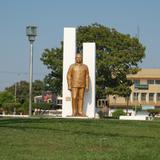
top-left (97, 110), bottom-right (105, 118)
top-left (2, 102), bottom-right (21, 114)
top-left (32, 103), bottom-right (53, 110)
top-left (112, 109), bottom-right (126, 119)
top-left (147, 109), bottom-right (160, 116)
top-left (132, 105), bottom-right (142, 112)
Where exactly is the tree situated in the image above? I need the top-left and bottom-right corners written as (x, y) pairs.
top-left (32, 80), bottom-right (45, 96)
top-left (5, 80), bottom-right (44, 103)
top-left (41, 23), bottom-right (145, 99)
top-left (0, 91), bottom-right (14, 105)
top-left (41, 48), bottom-right (63, 95)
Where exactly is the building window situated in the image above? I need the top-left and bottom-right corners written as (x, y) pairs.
top-left (147, 80), bottom-right (154, 84)
top-left (155, 80), bottom-right (160, 84)
top-left (149, 93), bottom-right (154, 101)
top-left (157, 93), bottom-right (160, 101)
top-left (133, 93), bottom-right (138, 101)
top-left (134, 80), bottom-right (140, 85)
top-left (141, 93), bottom-right (146, 101)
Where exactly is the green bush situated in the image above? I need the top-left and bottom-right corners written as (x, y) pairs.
top-left (32, 103), bottom-right (53, 110)
top-left (0, 101), bottom-right (53, 115)
top-left (0, 91), bottom-right (14, 103)
top-left (17, 102), bottom-right (53, 115)
top-left (132, 105), bottom-right (142, 112)
top-left (147, 109), bottom-right (160, 116)
top-left (2, 102), bottom-right (21, 114)
top-left (97, 110), bottom-right (105, 118)
top-left (112, 109), bottom-right (126, 119)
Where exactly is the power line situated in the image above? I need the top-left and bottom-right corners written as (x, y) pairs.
top-left (0, 70), bottom-right (47, 76)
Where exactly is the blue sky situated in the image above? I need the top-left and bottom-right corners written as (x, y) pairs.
top-left (0, 0), bottom-right (160, 90)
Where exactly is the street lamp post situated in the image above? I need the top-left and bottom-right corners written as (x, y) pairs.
top-left (26, 26), bottom-right (37, 116)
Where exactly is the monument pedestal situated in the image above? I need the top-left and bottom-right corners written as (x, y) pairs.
top-left (63, 116), bottom-right (91, 119)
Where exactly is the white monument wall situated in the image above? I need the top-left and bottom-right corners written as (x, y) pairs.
top-left (62, 28), bottom-right (76, 117)
top-left (83, 43), bottom-right (96, 118)
top-left (62, 28), bottom-right (96, 118)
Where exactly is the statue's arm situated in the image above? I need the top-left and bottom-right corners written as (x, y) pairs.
top-left (67, 65), bottom-right (73, 90)
top-left (86, 66), bottom-right (89, 90)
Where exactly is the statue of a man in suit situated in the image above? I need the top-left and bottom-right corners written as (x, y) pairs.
top-left (67, 53), bottom-right (89, 116)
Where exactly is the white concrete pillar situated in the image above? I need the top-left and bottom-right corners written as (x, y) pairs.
top-left (146, 93), bottom-right (149, 103)
top-left (138, 92), bottom-right (141, 103)
top-left (154, 93), bottom-right (157, 103)
top-left (83, 43), bottom-right (96, 118)
top-left (62, 28), bottom-right (76, 117)
top-left (130, 93), bottom-right (133, 103)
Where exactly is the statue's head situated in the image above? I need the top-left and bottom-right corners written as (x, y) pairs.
top-left (75, 53), bottom-right (82, 64)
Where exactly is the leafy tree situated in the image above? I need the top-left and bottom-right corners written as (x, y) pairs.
top-left (2, 102), bottom-right (21, 114)
top-left (41, 23), bottom-right (145, 99)
top-left (41, 48), bottom-right (63, 95)
top-left (0, 91), bottom-right (14, 105)
top-left (5, 80), bottom-right (45, 103)
top-left (32, 80), bottom-right (45, 96)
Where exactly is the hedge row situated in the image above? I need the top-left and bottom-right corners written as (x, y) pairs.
top-left (0, 102), bottom-right (54, 114)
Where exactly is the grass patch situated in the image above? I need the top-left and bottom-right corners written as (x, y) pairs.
top-left (0, 118), bottom-right (160, 160)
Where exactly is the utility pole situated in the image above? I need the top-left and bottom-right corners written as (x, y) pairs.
top-left (26, 26), bottom-right (37, 116)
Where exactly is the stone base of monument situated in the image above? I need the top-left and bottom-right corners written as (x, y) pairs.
top-left (64, 116), bottom-right (91, 119)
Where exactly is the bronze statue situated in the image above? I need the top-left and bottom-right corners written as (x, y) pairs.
top-left (67, 53), bottom-right (89, 116)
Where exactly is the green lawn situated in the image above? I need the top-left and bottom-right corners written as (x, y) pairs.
top-left (0, 118), bottom-right (160, 160)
